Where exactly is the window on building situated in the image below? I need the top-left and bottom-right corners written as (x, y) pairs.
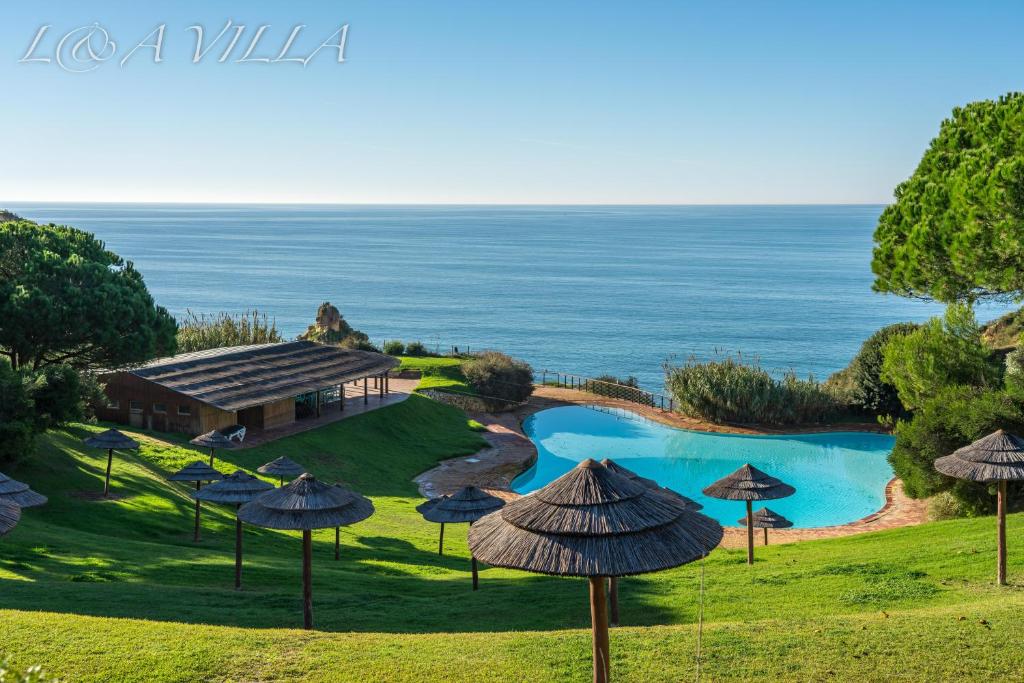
top-left (177, 405), bottom-right (192, 416)
top-left (153, 403), bottom-right (167, 414)
top-left (107, 399), bottom-right (120, 410)
top-left (129, 401), bottom-right (143, 413)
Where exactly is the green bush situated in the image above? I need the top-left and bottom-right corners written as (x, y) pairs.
top-left (462, 351), bottom-right (534, 407)
top-left (405, 341), bottom-right (429, 357)
top-left (664, 353), bottom-right (841, 425)
top-left (383, 340), bottom-right (405, 356)
top-left (27, 364), bottom-right (85, 429)
top-left (0, 658), bottom-right (57, 682)
top-left (338, 332), bottom-right (379, 352)
top-left (927, 491), bottom-right (966, 521)
top-left (828, 322), bottom-right (918, 417)
top-left (881, 304), bottom-right (1000, 412)
top-left (890, 385), bottom-right (1024, 513)
top-left (0, 363), bottom-right (37, 466)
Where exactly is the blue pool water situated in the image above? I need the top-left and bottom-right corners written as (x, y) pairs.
top-left (513, 406), bottom-right (895, 528)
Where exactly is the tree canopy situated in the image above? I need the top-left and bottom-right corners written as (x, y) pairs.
top-left (0, 220), bottom-right (177, 371)
top-left (880, 304), bottom-right (1000, 412)
top-left (872, 93), bottom-right (1024, 302)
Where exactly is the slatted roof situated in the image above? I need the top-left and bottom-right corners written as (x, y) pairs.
top-left (130, 341), bottom-right (399, 412)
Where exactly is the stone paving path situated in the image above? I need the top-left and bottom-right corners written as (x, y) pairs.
top-left (414, 385), bottom-right (928, 544)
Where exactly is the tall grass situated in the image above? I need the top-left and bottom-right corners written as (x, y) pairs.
top-left (664, 353), bottom-right (842, 425)
top-left (176, 309), bottom-right (283, 353)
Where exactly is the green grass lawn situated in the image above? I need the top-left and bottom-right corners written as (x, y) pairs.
top-left (398, 355), bottom-right (475, 394)
top-left (1, 393), bottom-right (1023, 681)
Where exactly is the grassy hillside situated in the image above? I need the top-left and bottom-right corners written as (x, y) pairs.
top-left (0, 394), bottom-right (1022, 681)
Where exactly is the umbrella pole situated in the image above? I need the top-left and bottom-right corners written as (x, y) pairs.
top-left (469, 520), bottom-right (478, 590)
top-left (302, 529), bottom-right (314, 629)
top-left (746, 500), bottom-right (754, 565)
top-left (235, 508), bottom-right (243, 590)
top-left (335, 527), bottom-right (340, 561)
top-left (439, 522), bottom-right (445, 556)
top-left (997, 480), bottom-right (1007, 586)
top-left (103, 448), bottom-right (114, 497)
top-left (209, 448), bottom-right (215, 468)
top-left (608, 577), bottom-right (619, 627)
top-left (589, 576), bottom-right (611, 683)
top-left (764, 527), bottom-right (769, 546)
top-left (194, 482), bottom-right (202, 542)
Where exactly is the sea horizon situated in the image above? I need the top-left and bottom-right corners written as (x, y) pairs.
top-left (6, 202), bottom-right (1012, 389)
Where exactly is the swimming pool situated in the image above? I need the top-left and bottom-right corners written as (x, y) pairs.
top-left (512, 406), bottom-right (895, 528)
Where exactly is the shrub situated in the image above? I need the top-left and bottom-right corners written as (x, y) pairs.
top-left (828, 322), bottom-right (919, 417)
top-left (28, 364), bottom-right (85, 429)
top-left (383, 340), bottom-right (405, 356)
top-left (462, 351), bottom-right (534, 407)
top-left (405, 341), bottom-right (429, 357)
top-left (338, 332), bottom-right (379, 352)
top-left (928, 491), bottom-right (966, 521)
top-left (0, 363), bottom-right (37, 466)
top-left (176, 309), bottom-right (282, 353)
top-left (881, 304), bottom-right (1000, 412)
top-left (664, 353), bottom-right (841, 425)
top-left (890, 385), bottom-right (1024, 513)
top-left (0, 658), bottom-right (58, 682)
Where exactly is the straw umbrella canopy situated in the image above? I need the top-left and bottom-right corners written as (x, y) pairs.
top-left (168, 461), bottom-right (224, 542)
top-left (257, 456), bottom-right (307, 486)
top-left (193, 470), bottom-right (274, 589)
top-left (738, 507), bottom-right (793, 546)
top-left (238, 473), bottom-right (374, 629)
top-left (416, 495), bottom-right (450, 555)
top-left (0, 501), bottom-right (20, 537)
top-left (703, 463), bottom-right (795, 565)
top-left (469, 459), bottom-right (723, 683)
top-left (935, 429), bottom-right (1024, 586)
top-left (190, 430), bottom-right (237, 467)
top-left (600, 459), bottom-right (659, 489)
top-left (83, 428), bottom-right (139, 497)
top-left (421, 486), bottom-right (505, 590)
top-left (0, 472), bottom-right (47, 508)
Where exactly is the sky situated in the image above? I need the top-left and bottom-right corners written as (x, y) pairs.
top-left (1, 1), bottom-right (1023, 205)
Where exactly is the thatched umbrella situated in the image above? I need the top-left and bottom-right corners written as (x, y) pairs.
top-left (470, 459), bottom-right (723, 683)
top-left (238, 473), bottom-right (374, 629)
top-left (193, 471), bottom-right (274, 589)
top-left (416, 495), bottom-right (450, 555)
top-left (168, 461), bottom-right (224, 542)
top-left (190, 430), bottom-right (237, 468)
top-left (0, 472), bottom-right (48, 508)
top-left (83, 428), bottom-right (140, 497)
top-left (257, 456), bottom-right (306, 486)
top-left (0, 501), bottom-right (20, 537)
top-left (600, 459), bottom-right (660, 488)
top-left (738, 507), bottom-right (793, 546)
top-left (935, 429), bottom-right (1024, 586)
top-left (422, 486), bottom-right (505, 590)
top-left (703, 463), bottom-right (795, 565)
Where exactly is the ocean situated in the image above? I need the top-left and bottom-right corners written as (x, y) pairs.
top-left (6, 203), bottom-right (1010, 389)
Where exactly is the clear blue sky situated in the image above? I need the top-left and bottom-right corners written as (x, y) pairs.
top-left (1, 1), bottom-right (1022, 204)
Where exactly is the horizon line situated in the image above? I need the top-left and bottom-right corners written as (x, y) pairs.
top-left (2, 199), bottom-right (891, 208)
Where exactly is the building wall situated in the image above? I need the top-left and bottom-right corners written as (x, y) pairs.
top-left (261, 397), bottom-right (296, 430)
top-left (97, 372), bottom-right (235, 435)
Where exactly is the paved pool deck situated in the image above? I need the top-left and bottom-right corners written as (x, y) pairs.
top-left (414, 385), bottom-right (927, 545)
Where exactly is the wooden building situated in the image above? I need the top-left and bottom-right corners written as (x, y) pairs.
top-left (96, 341), bottom-right (399, 435)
